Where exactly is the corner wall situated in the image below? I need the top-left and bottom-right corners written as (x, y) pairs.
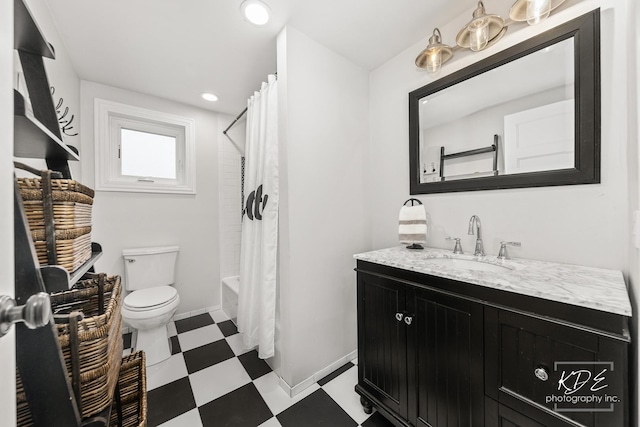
top-left (80, 81), bottom-right (221, 316)
top-left (275, 26), bottom-right (371, 387)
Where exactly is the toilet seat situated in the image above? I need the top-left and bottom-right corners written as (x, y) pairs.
top-left (124, 286), bottom-right (178, 312)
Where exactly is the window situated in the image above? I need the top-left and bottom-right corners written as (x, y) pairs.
top-left (95, 99), bottom-right (196, 194)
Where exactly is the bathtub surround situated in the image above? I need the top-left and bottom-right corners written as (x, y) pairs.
top-left (238, 74), bottom-right (279, 359)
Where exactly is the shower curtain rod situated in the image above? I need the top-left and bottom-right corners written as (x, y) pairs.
top-left (223, 107), bottom-right (248, 135)
top-left (223, 73), bottom-right (277, 136)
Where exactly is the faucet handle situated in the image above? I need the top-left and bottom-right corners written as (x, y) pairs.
top-left (497, 241), bottom-right (521, 260)
top-left (445, 237), bottom-right (463, 254)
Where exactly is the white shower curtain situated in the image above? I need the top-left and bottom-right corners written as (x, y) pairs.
top-left (237, 74), bottom-right (278, 359)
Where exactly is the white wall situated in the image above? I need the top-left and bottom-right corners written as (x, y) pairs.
top-left (1, 0), bottom-right (16, 423)
top-left (275, 26), bottom-right (370, 387)
top-left (80, 81), bottom-right (221, 315)
top-left (627, 0), bottom-right (640, 423)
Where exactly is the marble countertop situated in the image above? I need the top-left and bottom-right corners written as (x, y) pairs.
top-left (354, 246), bottom-right (632, 317)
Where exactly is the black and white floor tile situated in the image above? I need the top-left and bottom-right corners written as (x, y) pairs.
top-left (122, 310), bottom-right (394, 427)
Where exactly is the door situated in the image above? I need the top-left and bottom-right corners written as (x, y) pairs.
top-left (503, 99), bottom-right (574, 175)
top-left (357, 272), bottom-right (409, 420)
top-left (1, 0), bottom-right (17, 425)
top-left (407, 286), bottom-right (484, 427)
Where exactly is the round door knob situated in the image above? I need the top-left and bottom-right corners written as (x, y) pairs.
top-left (534, 367), bottom-right (549, 381)
top-left (395, 313), bottom-right (404, 322)
top-left (0, 293), bottom-right (51, 337)
top-left (404, 316), bottom-right (413, 326)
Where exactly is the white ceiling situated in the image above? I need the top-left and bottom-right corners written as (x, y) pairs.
top-left (44, 0), bottom-right (472, 116)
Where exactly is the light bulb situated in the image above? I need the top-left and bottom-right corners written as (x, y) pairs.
top-left (426, 49), bottom-right (442, 73)
top-left (526, 0), bottom-right (551, 25)
top-left (240, 0), bottom-right (271, 26)
top-left (468, 18), bottom-right (489, 51)
top-left (201, 93), bottom-right (218, 102)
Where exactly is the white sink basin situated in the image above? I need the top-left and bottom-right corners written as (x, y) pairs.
top-left (425, 258), bottom-right (511, 273)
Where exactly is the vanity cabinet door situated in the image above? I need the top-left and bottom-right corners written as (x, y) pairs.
top-left (357, 272), bottom-right (409, 420)
top-left (407, 287), bottom-right (484, 427)
top-left (485, 398), bottom-right (546, 427)
top-left (485, 307), bottom-right (629, 427)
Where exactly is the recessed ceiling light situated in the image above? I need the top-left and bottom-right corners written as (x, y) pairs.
top-left (201, 93), bottom-right (219, 102)
top-left (240, 0), bottom-right (271, 26)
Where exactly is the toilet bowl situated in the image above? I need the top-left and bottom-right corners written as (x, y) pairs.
top-left (121, 246), bottom-right (180, 366)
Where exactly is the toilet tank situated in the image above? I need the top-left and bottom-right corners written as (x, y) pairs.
top-left (122, 246), bottom-right (179, 291)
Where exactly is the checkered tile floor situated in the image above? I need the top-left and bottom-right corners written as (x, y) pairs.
top-left (122, 310), bottom-right (394, 427)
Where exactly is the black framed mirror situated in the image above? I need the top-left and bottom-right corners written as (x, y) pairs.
top-left (409, 9), bottom-right (600, 194)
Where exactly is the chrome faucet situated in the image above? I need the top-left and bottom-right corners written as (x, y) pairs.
top-left (467, 215), bottom-right (485, 256)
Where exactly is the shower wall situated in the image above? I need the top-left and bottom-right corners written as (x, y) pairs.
top-left (218, 116), bottom-right (245, 280)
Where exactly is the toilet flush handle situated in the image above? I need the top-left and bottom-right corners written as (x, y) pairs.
top-left (126, 258), bottom-right (136, 263)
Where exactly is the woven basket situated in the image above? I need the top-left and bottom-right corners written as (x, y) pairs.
top-left (16, 275), bottom-right (124, 426)
top-left (53, 275), bottom-right (124, 418)
top-left (23, 201), bottom-right (93, 230)
top-left (18, 174), bottom-right (94, 273)
top-left (35, 231), bottom-right (92, 272)
top-left (110, 352), bottom-right (147, 427)
top-left (17, 176), bottom-right (95, 198)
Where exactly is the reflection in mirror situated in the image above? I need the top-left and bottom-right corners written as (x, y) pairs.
top-left (409, 9), bottom-right (600, 195)
top-left (420, 38), bottom-right (574, 183)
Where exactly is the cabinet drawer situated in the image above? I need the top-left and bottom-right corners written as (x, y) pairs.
top-left (485, 307), bottom-right (628, 427)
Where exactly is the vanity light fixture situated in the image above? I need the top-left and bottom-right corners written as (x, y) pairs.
top-left (415, 28), bottom-right (453, 73)
top-left (456, 1), bottom-right (506, 52)
top-left (240, 0), bottom-right (271, 26)
top-left (201, 92), bottom-right (219, 102)
top-left (509, 0), bottom-right (565, 25)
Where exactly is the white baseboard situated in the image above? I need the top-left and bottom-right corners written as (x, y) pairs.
top-left (174, 305), bottom-right (221, 321)
top-left (278, 350), bottom-right (358, 397)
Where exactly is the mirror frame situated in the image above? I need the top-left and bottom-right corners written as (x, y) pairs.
top-left (409, 9), bottom-right (600, 195)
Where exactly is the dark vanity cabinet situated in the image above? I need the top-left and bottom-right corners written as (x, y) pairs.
top-left (356, 268), bottom-right (484, 426)
top-left (355, 261), bottom-right (630, 427)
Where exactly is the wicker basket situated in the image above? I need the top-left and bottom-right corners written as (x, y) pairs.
top-left (52, 275), bottom-right (124, 418)
top-left (16, 275), bottom-right (124, 426)
top-left (110, 352), bottom-right (148, 427)
top-left (17, 174), bottom-right (94, 273)
top-left (17, 176), bottom-right (95, 198)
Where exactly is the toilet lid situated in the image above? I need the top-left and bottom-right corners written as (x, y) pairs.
top-left (124, 286), bottom-right (178, 310)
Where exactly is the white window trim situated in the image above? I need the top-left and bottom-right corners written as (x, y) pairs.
top-left (94, 98), bottom-right (196, 194)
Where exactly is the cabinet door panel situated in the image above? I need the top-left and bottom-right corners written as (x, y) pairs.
top-left (408, 287), bottom-right (484, 427)
top-left (486, 308), bottom-right (628, 427)
top-left (486, 398), bottom-right (546, 427)
top-left (357, 273), bottom-right (408, 419)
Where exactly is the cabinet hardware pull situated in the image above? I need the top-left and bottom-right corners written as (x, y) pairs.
top-left (404, 316), bottom-right (413, 325)
top-left (534, 367), bottom-right (549, 381)
top-left (395, 313), bottom-right (404, 322)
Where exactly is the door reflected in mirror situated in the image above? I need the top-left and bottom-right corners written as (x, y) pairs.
top-left (408, 9), bottom-right (600, 195)
top-left (419, 38), bottom-right (574, 183)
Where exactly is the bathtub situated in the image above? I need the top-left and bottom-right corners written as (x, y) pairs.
top-left (221, 276), bottom-right (239, 325)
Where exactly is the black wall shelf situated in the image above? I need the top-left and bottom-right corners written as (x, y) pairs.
top-left (12, 0), bottom-right (115, 425)
top-left (13, 0), bottom-right (55, 58)
top-left (14, 91), bottom-right (79, 161)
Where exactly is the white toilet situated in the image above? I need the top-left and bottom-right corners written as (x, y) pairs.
top-left (121, 246), bottom-right (180, 366)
